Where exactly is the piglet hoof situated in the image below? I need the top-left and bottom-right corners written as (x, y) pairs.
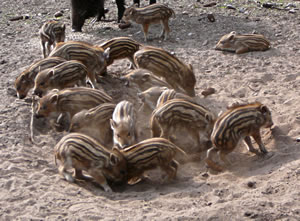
top-left (71, 28), bottom-right (82, 32)
top-left (128, 177), bottom-right (142, 185)
top-left (103, 185), bottom-right (113, 192)
top-left (205, 159), bottom-right (223, 173)
top-left (260, 151), bottom-right (274, 160)
top-left (64, 174), bottom-right (75, 183)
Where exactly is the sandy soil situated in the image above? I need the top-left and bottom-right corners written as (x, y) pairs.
top-left (0, 0), bottom-right (300, 220)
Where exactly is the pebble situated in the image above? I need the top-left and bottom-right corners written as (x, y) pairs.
top-left (54, 11), bottom-right (63, 17)
top-left (289, 9), bottom-right (297, 14)
top-left (226, 4), bottom-right (236, 10)
top-left (0, 60), bottom-right (7, 65)
top-left (202, 40), bottom-right (208, 46)
top-left (262, 3), bottom-right (274, 8)
top-left (247, 181), bottom-right (256, 188)
top-left (207, 13), bottom-right (215, 22)
top-left (286, 3), bottom-right (296, 8)
top-left (244, 211), bottom-right (252, 217)
top-left (239, 8), bottom-right (246, 13)
top-left (203, 2), bottom-right (216, 7)
top-left (201, 87), bottom-right (216, 97)
top-left (202, 172), bottom-right (209, 178)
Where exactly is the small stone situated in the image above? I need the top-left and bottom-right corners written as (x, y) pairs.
top-left (247, 181), bottom-right (256, 188)
top-left (188, 32), bottom-right (193, 36)
top-left (201, 87), bottom-right (216, 97)
top-left (226, 4), bottom-right (236, 10)
top-left (286, 3), bottom-right (296, 8)
top-left (244, 211), bottom-right (252, 217)
top-left (54, 11), bottom-right (63, 17)
top-left (202, 172), bottom-right (209, 178)
top-left (182, 11), bottom-right (189, 15)
top-left (289, 9), bottom-right (297, 14)
top-left (296, 137), bottom-right (300, 142)
top-left (207, 13), bottom-right (215, 22)
top-left (203, 2), bottom-right (216, 7)
top-left (262, 3), bottom-right (274, 8)
top-left (239, 8), bottom-right (246, 13)
top-left (202, 40), bottom-right (208, 46)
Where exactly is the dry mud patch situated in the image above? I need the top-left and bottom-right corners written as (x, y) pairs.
top-left (0, 0), bottom-right (300, 220)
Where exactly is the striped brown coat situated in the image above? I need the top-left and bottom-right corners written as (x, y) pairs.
top-left (54, 133), bottom-right (127, 192)
top-left (206, 102), bottom-right (273, 172)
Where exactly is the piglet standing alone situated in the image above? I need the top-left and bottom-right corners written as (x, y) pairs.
top-left (206, 102), bottom-right (273, 172)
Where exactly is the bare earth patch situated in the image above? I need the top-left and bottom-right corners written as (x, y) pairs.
top-left (0, 0), bottom-right (300, 220)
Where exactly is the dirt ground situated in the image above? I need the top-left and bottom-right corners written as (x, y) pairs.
top-left (0, 0), bottom-right (300, 220)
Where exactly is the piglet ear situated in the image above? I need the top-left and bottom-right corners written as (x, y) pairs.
top-left (110, 118), bottom-right (117, 129)
top-left (50, 94), bottom-right (58, 104)
top-left (205, 113), bottom-right (213, 122)
top-left (103, 47), bottom-right (110, 61)
top-left (109, 153), bottom-right (119, 166)
top-left (188, 64), bottom-right (193, 71)
top-left (141, 73), bottom-right (151, 82)
top-left (85, 111), bottom-right (92, 119)
top-left (49, 70), bottom-right (55, 77)
top-left (20, 74), bottom-right (27, 83)
top-left (228, 31), bottom-right (236, 41)
top-left (260, 105), bottom-right (269, 114)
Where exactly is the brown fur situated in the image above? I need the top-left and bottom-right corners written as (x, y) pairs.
top-left (54, 133), bottom-right (127, 192)
top-left (120, 137), bottom-right (187, 182)
top-left (123, 3), bottom-right (175, 41)
top-left (69, 103), bottom-right (116, 147)
top-left (206, 102), bottom-right (273, 172)
top-left (133, 46), bottom-right (196, 97)
top-left (215, 31), bottom-right (271, 54)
